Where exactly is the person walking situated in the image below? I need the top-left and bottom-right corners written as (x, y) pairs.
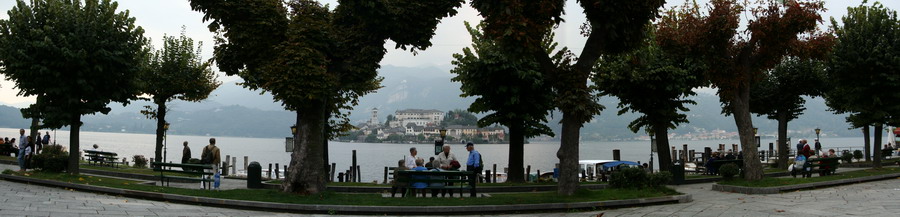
top-left (200, 138), bottom-right (221, 189)
top-left (181, 141), bottom-right (191, 164)
top-left (465, 143), bottom-right (483, 182)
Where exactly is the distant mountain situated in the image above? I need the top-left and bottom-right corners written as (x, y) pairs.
top-left (0, 65), bottom-right (860, 140)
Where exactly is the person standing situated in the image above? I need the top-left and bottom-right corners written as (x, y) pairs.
top-left (404, 147), bottom-right (419, 169)
top-left (465, 143), bottom-right (483, 182)
top-left (201, 138), bottom-right (221, 189)
top-left (181, 141), bottom-right (191, 164)
top-left (39, 131), bottom-right (50, 154)
top-left (16, 129), bottom-right (26, 172)
top-left (814, 138), bottom-right (822, 155)
top-left (796, 139), bottom-right (805, 155)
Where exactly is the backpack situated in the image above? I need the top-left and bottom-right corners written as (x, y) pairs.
top-left (476, 152), bottom-right (484, 171)
top-left (200, 146), bottom-right (214, 164)
top-left (41, 135), bottom-right (50, 145)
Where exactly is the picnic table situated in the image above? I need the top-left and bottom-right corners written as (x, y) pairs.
top-left (84, 150), bottom-right (120, 168)
top-left (396, 170), bottom-right (477, 197)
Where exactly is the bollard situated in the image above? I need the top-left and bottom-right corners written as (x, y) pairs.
top-left (232, 157), bottom-right (237, 175)
top-left (225, 155), bottom-right (230, 173)
top-left (348, 166), bottom-right (354, 182)
top-left (275, 163), bottom-right (280, 179)
top-left (704, 147), bottom-right (712, 163)
top-left (689, 150), bottom-right (695, 162)
top-left (383, 167), bottom-right (389, 184)
top-left (330, 163), bottom-right (336, 182)
top-left (492, 164), bottom-right (497, 183)
top-left (338, 172), bottom-right (345, 182)
top-left (284, 165), bottom-right (288, 178)
top-left (671, 146), bottom-right (677, 162)
top-left (485, 170), bottom-right (492, 183)
top-left (267, 163), bottom-right (272, 179)
top-left (526, 165), bottom-right (531, 182)
top-left (536, 170), bottom-right (541, 182)
top-left (613, 149), bottom-right (621, 161)
top-left (768, 142), bottom-right (774, 161)
top-left (683, 144), bottom-right (689, 162)
top-left (352, 150), bottom-right (358, 182)
top-left (356, 165), bottom-right (361, 182)
top-left (345, 170), bottom-right (350, 182)
top-left (719, 144), bottom-right (725, 152)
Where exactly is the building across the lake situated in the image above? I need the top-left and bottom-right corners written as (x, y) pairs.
top-left (350, 108), bottom-right (506, 143)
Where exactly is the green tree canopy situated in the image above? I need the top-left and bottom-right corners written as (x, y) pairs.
top-left (594, 27), bottom-right (706, 171)
top-left (189, 0), bottom-right (463, 194)
top-left (657, 0), bottom-right (826, 180)
top-left (825, 1), bottom-right (900, 168)
top-left (442, 109), bottom-right (479, 127)
top-left (451, 22), bottom-right (556, 182)
top-left (140, 28), bottom-right (221, 163)
top-left (0, 0), bottom-right (148, 174)
top-left (471, 0), bottom-right (666, 195)
top-left (750, 57), bottom-right (827, 169)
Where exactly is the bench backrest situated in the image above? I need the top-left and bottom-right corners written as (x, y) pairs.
top-left (150, 162), bottom-right (214, 175)
top-left (395, 170), bottom-right (476, 184)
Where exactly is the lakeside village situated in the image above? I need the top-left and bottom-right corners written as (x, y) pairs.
top-left (337, 108), bottom-right (508, 144)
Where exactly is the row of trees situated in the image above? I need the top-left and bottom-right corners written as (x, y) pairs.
top-left (0, 0), bottom-right (219, 174)
top-left (452, 0), bottom-right (898, 191)
top-left (1, 0), bottom-right (894, 197)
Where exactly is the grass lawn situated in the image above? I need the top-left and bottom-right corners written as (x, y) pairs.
top-left (718, 167), bottom-right (900, 187)
top-left (4, 170), bottom-right (679, 206)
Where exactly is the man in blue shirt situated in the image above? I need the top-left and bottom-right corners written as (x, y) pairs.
top-left (465, 143), bottom-right (483, 182)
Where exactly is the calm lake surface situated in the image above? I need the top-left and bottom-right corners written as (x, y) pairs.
top-left (1, 128), bottom-right (887, 182)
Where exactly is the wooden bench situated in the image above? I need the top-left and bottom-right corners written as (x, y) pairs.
top-left (707, 159), bottom-right (743, 175)
top-left (396, 170), bottom-right (477, 197)
top-left (150, 162), bottom-right (214, 189)
top-left (793, 157), bottom-right (840, 178)
top-left (84, 150), bottom-right (120, 168)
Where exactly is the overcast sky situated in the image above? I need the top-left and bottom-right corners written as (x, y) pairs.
top-left (0, 0), bottom-right (896, 106)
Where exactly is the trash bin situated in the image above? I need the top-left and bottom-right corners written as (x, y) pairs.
top-left (671, 161), bottom-right (685, 185)
top-left (247, 161), bottom-right (262, 189)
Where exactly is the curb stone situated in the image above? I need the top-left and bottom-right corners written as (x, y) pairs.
top-left (0, 174), bottom-right (690, 215)
top-left (711, 172), bottom-right (900, 194)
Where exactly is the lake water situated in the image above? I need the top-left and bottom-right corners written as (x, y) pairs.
top-left (1, 128), bottom-right (888, 182)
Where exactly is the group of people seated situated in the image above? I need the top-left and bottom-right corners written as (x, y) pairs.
top-left (391, 143), bottom-right (481, 197)
top-left (703, 150), bottom-right (741, 175)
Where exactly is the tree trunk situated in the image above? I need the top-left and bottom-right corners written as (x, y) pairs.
top-left (556, 113), bottom-right (581, 195)
top-left (777, 110), bottom-right (789, 170)
top-left (30, 117), bottom-right (39, 150)
top-left (863, 126), bottom-right (871, 162)
top-left (323, 107), bottom-right (330, 182)
top-left (68, 115), bottom-right (81, 175)
top-left (507, 123), bottom-right (525, 183)
top-left (282, 102), bottom-right (327, 194)
top-left (155, 102), bottom-right (166, 163)
top-left (732, 85), bottom-right (763, 180)
top-left (653, 121), bottom-right (672, 172)
top-left (873, 125), bottom-right (882, 168)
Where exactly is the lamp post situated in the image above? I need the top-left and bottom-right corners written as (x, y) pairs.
top-left (815, 127), bottom-right (821, 141)
top-left (754, 127), bottom-right (760, 148)
top-left (163, 122), bottom-right (170, 163)
top-left (435, 128), bottom-right (447, 155)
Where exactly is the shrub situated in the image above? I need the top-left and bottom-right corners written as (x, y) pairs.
top-left (853, 150), bottom-right (863, 161)
top-left (841, 151), bottom-right (854, 163)
top-left (609, 167), bottom-right (647, 189)
top-left (647, 171), bottom-right (672, 188)
top-left (32, 145), bottom-right (68, 172)
top-left (719, 163), bottom-right (740, 180)
top-left (132, 155), bottom-right (148, 168)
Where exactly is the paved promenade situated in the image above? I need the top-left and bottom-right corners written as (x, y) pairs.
top-left (2, 161), bottom-right (899, 216)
